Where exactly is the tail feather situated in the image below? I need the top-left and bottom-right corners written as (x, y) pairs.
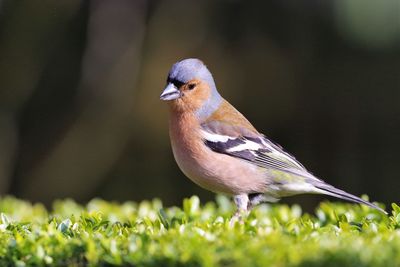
top-left (313, 182), bottom-right (387, 214)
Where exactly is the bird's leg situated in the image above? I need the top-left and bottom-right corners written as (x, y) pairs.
top-left (230, 194), bottom-right (249, 226)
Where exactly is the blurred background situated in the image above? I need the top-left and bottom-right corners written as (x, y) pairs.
top-left (0, 0), bottom-right (399, 211)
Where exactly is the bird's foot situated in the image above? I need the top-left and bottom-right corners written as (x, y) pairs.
top-left (229, 209), bottom-right (248, 226)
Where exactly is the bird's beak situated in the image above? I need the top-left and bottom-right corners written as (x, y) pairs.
top-left (160, 83), bottom-right (181, 101)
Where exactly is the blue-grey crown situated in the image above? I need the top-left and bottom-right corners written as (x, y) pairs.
top-left (168, 59), bottom-right (215, 89)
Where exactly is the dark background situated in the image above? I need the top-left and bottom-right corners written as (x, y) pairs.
top-left (0, 0), bottom-right (398, 211)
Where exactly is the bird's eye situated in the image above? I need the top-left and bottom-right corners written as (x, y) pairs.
top-left (188, 83), bottom-right (196, 90)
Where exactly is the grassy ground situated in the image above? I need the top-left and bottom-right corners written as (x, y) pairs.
top-left (0, 195), bottom-right (398, 267)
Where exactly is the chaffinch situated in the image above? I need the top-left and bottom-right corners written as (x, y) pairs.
top-left (160, 58), bottom-right (386, 216)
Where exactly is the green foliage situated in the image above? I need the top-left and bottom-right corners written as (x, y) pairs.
top-left (0, 195), bottom-right (397, 267)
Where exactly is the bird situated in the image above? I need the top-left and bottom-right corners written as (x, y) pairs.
top-left (160, 58), bottom-right (386, 218)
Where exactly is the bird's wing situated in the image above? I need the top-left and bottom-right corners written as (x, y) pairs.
top-left (200, 120), bottom-right (387, 214)
top-left (201, 121), bottom-right (311, 179)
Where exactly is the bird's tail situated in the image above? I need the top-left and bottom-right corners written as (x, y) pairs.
top-left (311, 180), bottom-right (387, 214)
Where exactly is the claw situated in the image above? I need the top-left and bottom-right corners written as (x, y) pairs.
top-left (229, 210), bottom-right (246, 226)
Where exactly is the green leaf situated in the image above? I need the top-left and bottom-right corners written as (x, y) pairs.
top-left (57, 218), bottom-right (71, 233)
top-left (0, 195), bottom-right (396, 266)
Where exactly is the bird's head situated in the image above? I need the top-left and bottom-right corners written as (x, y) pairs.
top-left (160, 58), bottom-right (222, 120)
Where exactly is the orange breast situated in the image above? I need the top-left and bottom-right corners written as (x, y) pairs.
top-left (168, 110), bottom-right (267, 195)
